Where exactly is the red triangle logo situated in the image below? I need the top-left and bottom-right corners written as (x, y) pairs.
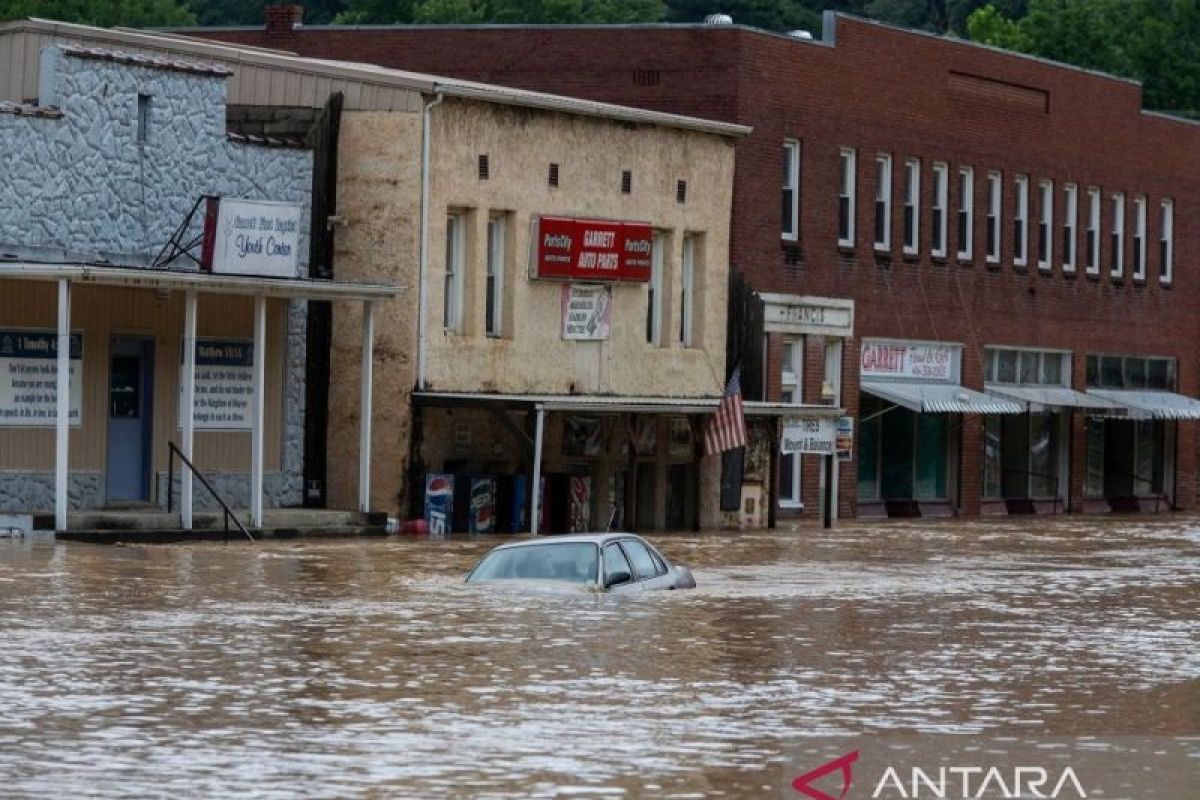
top-left (791, 750), bottom-right (860, 800)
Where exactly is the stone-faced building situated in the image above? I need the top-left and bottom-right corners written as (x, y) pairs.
top-left (0, 40), bottom-right (396, 530)
top-left (200, 9), bottom-right (1200, 522)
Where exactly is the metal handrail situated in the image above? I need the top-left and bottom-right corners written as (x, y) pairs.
top-left (998, 469), bottom-right (1061, 515)
top-left (167, 442), bottom-right (255, 543)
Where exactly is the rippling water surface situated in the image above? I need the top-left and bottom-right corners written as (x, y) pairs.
top-left (0, 516), bottom-right (1197, 798)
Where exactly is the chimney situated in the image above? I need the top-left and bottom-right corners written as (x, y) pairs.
top-left (265, 4), bottom-right (304, 35)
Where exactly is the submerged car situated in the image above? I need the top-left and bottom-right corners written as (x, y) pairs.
top-left (465, 533), bottom-right (697, 593)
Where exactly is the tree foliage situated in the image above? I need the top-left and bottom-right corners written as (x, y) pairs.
top-left (0, 0), bottom-right (195, 26)
top-left (968, 0), bottom-right (1200, 117)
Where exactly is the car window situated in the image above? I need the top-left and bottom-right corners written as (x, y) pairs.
top-left (603, 543), bottom-right (633, 584)
top-left (620, 539), bottom-right (659, 581)
top-left (647, 547), bottom-right (669, 576)
top-left (468, 543), bottom-right (598, 584)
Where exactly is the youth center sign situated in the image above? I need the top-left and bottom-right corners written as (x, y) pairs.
top-left (531, 216), bottom-right (653, 282)
top-left (179, 339), bottom-right (254, 430)
top-left (0, 330), bottom-right (83, 427)
top-left (202, 197), bottom-right (302, 279)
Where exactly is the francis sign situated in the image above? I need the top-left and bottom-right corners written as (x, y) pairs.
top-left (532, 216), bottom-right (653, 282)
top-left (178, 339), bottom-right (254, 430)
top-left (202, 197), bottom-right (302, 279)
top-left (0, 330), bottom-right (83, 427)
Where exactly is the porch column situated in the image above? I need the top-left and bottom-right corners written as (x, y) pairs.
top-left (358, 300), bottom-right (375, 513)
top-left (180, 290), bottom-right (198, 529)
top-left (54, 279), bottom-right (71, 532)
top-left (250, 295), bottom-right (266, 528)
top-left (530, 406), bottom-right (545, 535)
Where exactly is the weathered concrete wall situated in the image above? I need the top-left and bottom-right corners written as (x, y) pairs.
top-left (0, 47), bottom-right (312, 511)
top-left (423, 98), bottom-right (734, 398)
top-left (326, 110), bottom-right (422, 514)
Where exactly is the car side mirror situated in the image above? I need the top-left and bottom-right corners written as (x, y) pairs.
top-left (604, 570), bottom-right (631, 589)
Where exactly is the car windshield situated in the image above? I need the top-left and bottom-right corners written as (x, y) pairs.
top-left (468, 543), bottom-right (599, 585)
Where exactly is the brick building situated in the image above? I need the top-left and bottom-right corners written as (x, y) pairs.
top-left (193, 8), bottom-right (1200, 521)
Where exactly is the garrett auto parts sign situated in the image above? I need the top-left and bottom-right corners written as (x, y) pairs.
top-left (531, 216), bottom-right (653, 282)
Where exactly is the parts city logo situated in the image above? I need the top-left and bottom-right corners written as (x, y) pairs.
top-left (790, 750), bottom-right (1088, 799)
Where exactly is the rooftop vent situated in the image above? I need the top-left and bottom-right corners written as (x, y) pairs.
top-left (788, 29), bottom-right (814, 40)
top-left (704, 13), bottom-right (733, 25)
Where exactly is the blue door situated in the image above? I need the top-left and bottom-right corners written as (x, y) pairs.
top-left (105, 337), bottom-right (154, 503)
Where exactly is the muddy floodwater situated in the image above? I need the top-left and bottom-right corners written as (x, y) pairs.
top-left (0, 516), bottom-right (1197, 798)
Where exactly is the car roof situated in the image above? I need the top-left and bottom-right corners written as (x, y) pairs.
top-left (490, 533), bottom-right (642, 550)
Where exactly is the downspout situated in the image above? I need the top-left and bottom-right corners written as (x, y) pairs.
top-left (416, 89), bottom-right (446, 391)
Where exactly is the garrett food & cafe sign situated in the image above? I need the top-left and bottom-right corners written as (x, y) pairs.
top-left (531, 216), bottom-right (653, 282)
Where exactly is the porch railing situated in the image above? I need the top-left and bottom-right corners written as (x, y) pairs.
top-left (167, 442), bottom-right (255, 543)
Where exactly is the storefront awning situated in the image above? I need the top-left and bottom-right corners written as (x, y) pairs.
top-left (861, 380), bottom-right (1023, 414)
top-left (984, 384), bottom-right (1125, 413)
top-left (412, 391), bottom-right (843, 417)
top-left (1086, 389), bottom-right (1200, 420)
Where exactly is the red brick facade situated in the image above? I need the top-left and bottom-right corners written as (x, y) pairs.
top-left (195, 14), bottom-right (1200, 519)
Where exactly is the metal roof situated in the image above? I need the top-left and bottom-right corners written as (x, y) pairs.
top-left (984, 385), bottom-right (1125, 413)
top-left (862, 380), bottom-right (1023, 415)
top-left (0, 262), bottom-right (400, 302)
top-left (1086, 389), bottom-right (1200, 420)
top-left (1, 18), bottom-right (751, 138)
top-left (413, 391), bottom-right (842, 417)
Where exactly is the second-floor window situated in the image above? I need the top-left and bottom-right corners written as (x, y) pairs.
top-left (782, 140), bottom-right (800, 241)
top-left (986, 171), bottom-right (1001, 263)
top-left (1086, 187), bottom-right (1101, 275)
top-left (903, 158), bottom-right (920, 254)
top-left (1133, 195), bottom-right (1147, 281)
top-left (874, 153), bottom-right (892, 251)
top-left (485, 214), bottom-right (506, 337)
top-left (1013, 175), bottom-right (1029, 267)
top-left (931, 162), bottom-right (948, 258)
top-left (1037, 179), bottom-right (1053, 271)
top-left (1062, 183), bottom-right (1077, 273)
top-left (444, 212), bottom-right (464, 333)
top-left (1111, 192), bottom-right (1125, 279)
top-left (957, 166), bottom-right (973, 260)
top-left (680, 234), bottom-right (697, 347)
top-left (1161, 199), bottom-right (1174, 286)
top-left (647, 231), bottom-right (666, 345)
top-left (838, 148), bottom-right (856, 247)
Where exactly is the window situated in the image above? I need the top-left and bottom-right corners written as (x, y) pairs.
top-left (1086, 187), bottom-right (1101, 276)
top-left (1161, 199), bottom-right (1174, 285)
top-left (986, 171), bottom-right (1001, 264)
top-left (782, 140), bottom-right (800, 240)
top-left (838, 148), bottom-right (856, 247)
top-left (443, 213), bottom-right (464, 333)
top-left (1111, 192), bottom-right (1125, 279)
top-left (903, 158), bottom-right (920, 254)
top-left (647, 231), bottom-right (665, 345)
top-left (136, 93), bottom-right (151, 145)
top-left (603, 543), bottom-right (633, 585)
top-left (986, 348), bottom-right (1070, 386)
top-left (931, 162), bottom-right (948, 258)
top-left (1037, 179), bottom-right (1053, 270)
top-left (1133, 195), bottom-right (1147, 281)
top-left (620, 539), bottom-right (659, 581)
top-left (957, 166), bottom-right (974, 260)
top-left (1062, 183), bottom-right (1077, 273)
top-left (1086, 354), bottom-right (1175, 390)
top-left (779, 337), bottom-right (803, 507)
top-left (485, 214), bottom-right (506, 337)
top-left (874, 153), bottom-right (892, 251)
top-left (1013, 174), bottom-right (1029, 267)
top-left (679, 234), bottom-right (696, 347)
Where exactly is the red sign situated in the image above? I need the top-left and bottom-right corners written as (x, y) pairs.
top-left (532, 216), bottom-right (653, 282)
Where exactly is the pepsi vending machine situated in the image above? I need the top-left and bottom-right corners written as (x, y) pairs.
top-left (424, 474), bottom-right (455, 536)
top-left (468, 477), bottom-right (496, 534)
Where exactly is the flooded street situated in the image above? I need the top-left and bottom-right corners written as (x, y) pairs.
top-left (0, 516), bottom-right (1197, 798)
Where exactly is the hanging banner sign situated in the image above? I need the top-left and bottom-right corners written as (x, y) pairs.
top-left (561, 284), bottom-right (613, 340)
top-left (836, 415), bottom-right (854, 461)
top-left (178, 339), bottom-right (254, 430)
top-left (0, 330), bottom-right (83, 427)
top-left (202, 197), bottom-right (303, 279)
top-left (781, 416), bottom-right (837, 455)
top-left (532, 216), bottom-right (653, 282)
top-left (860, 340), bottom-right (959, 382)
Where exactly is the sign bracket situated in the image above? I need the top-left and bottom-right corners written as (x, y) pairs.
top-left (151, 195), bottom-right (215, 270)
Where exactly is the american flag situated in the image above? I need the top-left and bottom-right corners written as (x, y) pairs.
top-left (704, 365), bottom-right (747, 455)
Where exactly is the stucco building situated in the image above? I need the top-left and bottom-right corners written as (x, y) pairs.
top-left (200, 8), bottom-right (1200, 521)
